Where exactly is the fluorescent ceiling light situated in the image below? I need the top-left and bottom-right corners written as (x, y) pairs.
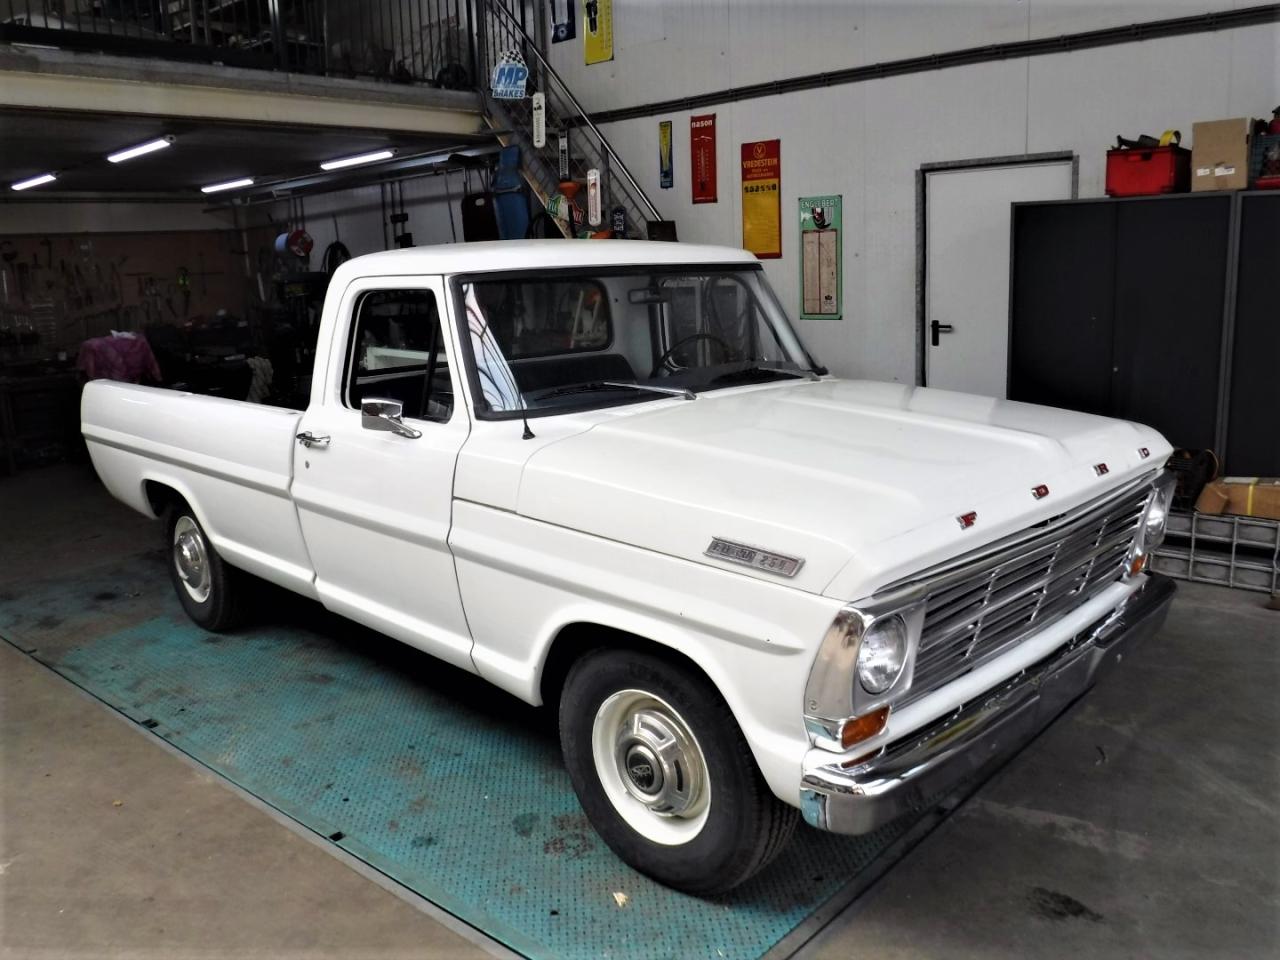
top-left (320, 149), bottom-right (395, 171)
top-left (11, 172), bottom-right (57, 191)
top-left (201, 177), bottom-right (255, 194)
top-left (107, 136), bottom-right (174, 164)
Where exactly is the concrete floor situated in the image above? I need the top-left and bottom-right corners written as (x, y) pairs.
top-left (2, 463), bottom-right (1278, 959)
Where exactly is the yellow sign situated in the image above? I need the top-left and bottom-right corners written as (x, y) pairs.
top-left (740, 140), bottom-right (781, 258)
top-left (583, 0), bottom-right (613, 65)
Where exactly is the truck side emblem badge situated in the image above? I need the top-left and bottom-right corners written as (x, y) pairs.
top-left (705, 538), bottom-right (803, 577)
top-left (1093, 462), bottom-right (1110, 476)
top-left (1138, 447), bottom-right (1151, 459)
top-left (956, 511), bottom-right (978, 529)
top-left (1031, 484), bottom-right (1050, 500)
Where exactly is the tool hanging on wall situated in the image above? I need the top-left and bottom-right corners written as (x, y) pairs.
top-left (389, 180), bottom-right (415, 248)
top-left (442, 169), bottom-right (459, 242)
top-left (451, 152), bottom-right (501, 242)
top-left (177, 267), bottom-right (191, 316)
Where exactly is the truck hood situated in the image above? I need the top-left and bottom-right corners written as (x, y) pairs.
top-left (515, 379), bottom-right (1167, 598)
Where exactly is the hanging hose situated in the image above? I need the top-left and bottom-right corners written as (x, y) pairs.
top-left (322, 241), bottom-right (352, 277)
top-left (443, 169), bottom-right (459, 243)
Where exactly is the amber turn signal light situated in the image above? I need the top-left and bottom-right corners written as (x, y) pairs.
top-left (1129, 553), bottom-right (1149, 575)
top-left (840, 705), bottom-right (891, 749)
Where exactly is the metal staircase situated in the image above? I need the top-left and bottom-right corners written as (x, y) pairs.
top-left (475, 0), bottom-right (662, 239)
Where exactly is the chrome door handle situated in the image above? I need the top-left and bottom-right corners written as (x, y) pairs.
top-left (295, 431), bottom-right (330, 448)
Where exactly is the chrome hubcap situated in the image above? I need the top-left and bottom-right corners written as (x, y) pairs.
top-left (592, 690), bottom-right (710, 845)
top-left (172, 515), bottom-right (211, 604)
top-left (613, 706), bottom-right (704, 816)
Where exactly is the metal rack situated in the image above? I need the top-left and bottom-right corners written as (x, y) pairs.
top-left (1152, 510), bottom-right (1280, 594)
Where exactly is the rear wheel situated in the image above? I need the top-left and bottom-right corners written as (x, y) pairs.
top-left (166, 504), bottom-right (245, 631)
top-left (559, 648), bottom-right (797, 895)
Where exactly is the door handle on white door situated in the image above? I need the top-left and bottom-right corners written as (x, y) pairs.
top-left (930, 320), bottom-right (955, 346)
top-left (295, 431), bottom-right (331, 448)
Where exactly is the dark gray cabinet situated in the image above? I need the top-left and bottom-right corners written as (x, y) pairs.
top-left (1010, 192), bottom-right (1275, 474)
top-left (1227, 193), bottom-right (1280, 477)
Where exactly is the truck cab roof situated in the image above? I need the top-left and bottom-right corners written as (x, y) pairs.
top-left (332, 239), bottom-right (759, 282)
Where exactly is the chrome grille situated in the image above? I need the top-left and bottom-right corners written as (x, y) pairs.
top-left (902, 478), bottom-right (1153, 704)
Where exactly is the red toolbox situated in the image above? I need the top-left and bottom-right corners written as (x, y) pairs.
top-left (1105, 145), bottom-right (1191, 196)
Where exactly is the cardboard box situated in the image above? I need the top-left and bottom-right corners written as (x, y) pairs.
top-left (1195, 478), bottom-right (1280, 521)
top-left (1191, 118), bottom-right (1252, 192)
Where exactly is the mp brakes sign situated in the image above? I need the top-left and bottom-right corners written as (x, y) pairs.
top-left (491, 51), bottom-right (528, 100)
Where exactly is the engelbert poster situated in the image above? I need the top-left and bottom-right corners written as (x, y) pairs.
top-left (799, 195), bottom-right (842, 319)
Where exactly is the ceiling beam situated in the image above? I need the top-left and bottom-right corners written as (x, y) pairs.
top-left (0, 46), bottom-right (486, 138)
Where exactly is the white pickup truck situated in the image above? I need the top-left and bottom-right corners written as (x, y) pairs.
top-left (83, 240), bottom-right (1176, 894)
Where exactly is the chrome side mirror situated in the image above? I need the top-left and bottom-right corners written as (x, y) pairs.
top-left (361, 398), bottom-right (422, 439)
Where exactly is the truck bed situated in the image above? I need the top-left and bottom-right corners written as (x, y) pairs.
top-left (80, 381), bottom-right (316, 595)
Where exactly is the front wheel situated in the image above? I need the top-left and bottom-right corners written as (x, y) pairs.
top-left (166, 504), bottom-right (245, 632)
top-left (559, 649), bottom-right (797, 895)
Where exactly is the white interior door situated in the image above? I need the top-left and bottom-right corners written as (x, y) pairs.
top-left (925, 160), bottom-right (1074, 397)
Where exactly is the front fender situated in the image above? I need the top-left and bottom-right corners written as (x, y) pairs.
top-left (449, 500), bottom-right (842, 806)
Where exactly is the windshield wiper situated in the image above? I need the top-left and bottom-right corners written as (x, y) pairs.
top-left (708, 365), bottom-right (819, 386)
top-left (602, 381), bottom-right (697, 401)
top-left (539, 380), bottom-right (696, 401)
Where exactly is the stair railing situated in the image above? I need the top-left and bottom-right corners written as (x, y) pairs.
top-left (475, 0), bottom-right (662, 238)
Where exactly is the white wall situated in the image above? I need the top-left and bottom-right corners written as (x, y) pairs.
top-left (547, 3), bottom-right (1279, 383)
top-left (549, 0), bottom-right (1249, 114)
top-left (269, 171), bottom-right (467, 264)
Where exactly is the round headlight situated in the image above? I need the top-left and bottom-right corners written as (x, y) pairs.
top-left (1143, 486), bottom-right (1172, 548)
top-left (856, 615), bottom-right (907, 694)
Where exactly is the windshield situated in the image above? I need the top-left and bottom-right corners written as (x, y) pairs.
top-left (458, 265), bottom-right (819, 417)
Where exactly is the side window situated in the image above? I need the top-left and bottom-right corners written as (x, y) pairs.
top-left (345, 290), bottom-right (453, 421)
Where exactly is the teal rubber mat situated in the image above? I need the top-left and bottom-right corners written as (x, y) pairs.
top-left (1, 551), bottom-right (948, 960)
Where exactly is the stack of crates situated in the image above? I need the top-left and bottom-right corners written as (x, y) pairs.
top-left (1152, 511), bottom-right (1280, 593)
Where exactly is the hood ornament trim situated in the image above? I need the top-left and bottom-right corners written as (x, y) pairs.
top-left (705, 538), bottom-right (804, 577)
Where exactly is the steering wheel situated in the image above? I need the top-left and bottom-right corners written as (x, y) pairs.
top-left (650, 332), bottom-right (734, 378)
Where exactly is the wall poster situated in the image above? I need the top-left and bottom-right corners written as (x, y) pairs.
top-left (740, 139), bottom-right (781, 258)
top-left (798, 196), bottom-right (842, 319)
top-left (658, 120), bottom-right (674, 189)
top-left (690, 114), bottom-right (717, 204)
top-left (550, 0), bottom-right (576, 42)
top-left (583, 0), bottom-right (614, 65)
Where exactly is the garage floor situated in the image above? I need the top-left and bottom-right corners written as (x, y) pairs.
top-left (2, 464), bottom-right (1278, 959)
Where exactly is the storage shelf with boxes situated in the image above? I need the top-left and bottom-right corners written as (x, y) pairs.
top-left (1152, 480), bottom-right (1280, 595)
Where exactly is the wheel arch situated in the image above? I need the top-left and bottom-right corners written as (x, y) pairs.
top-left (539, 622), bottom-right (723, 713)
top-left (533, 616), bottom-right (806, 812)
top-left (141, 476), bottom-right (207, 530)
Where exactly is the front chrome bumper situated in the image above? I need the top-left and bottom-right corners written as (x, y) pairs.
top-left (799, 573), bottom-right (1176, 834)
